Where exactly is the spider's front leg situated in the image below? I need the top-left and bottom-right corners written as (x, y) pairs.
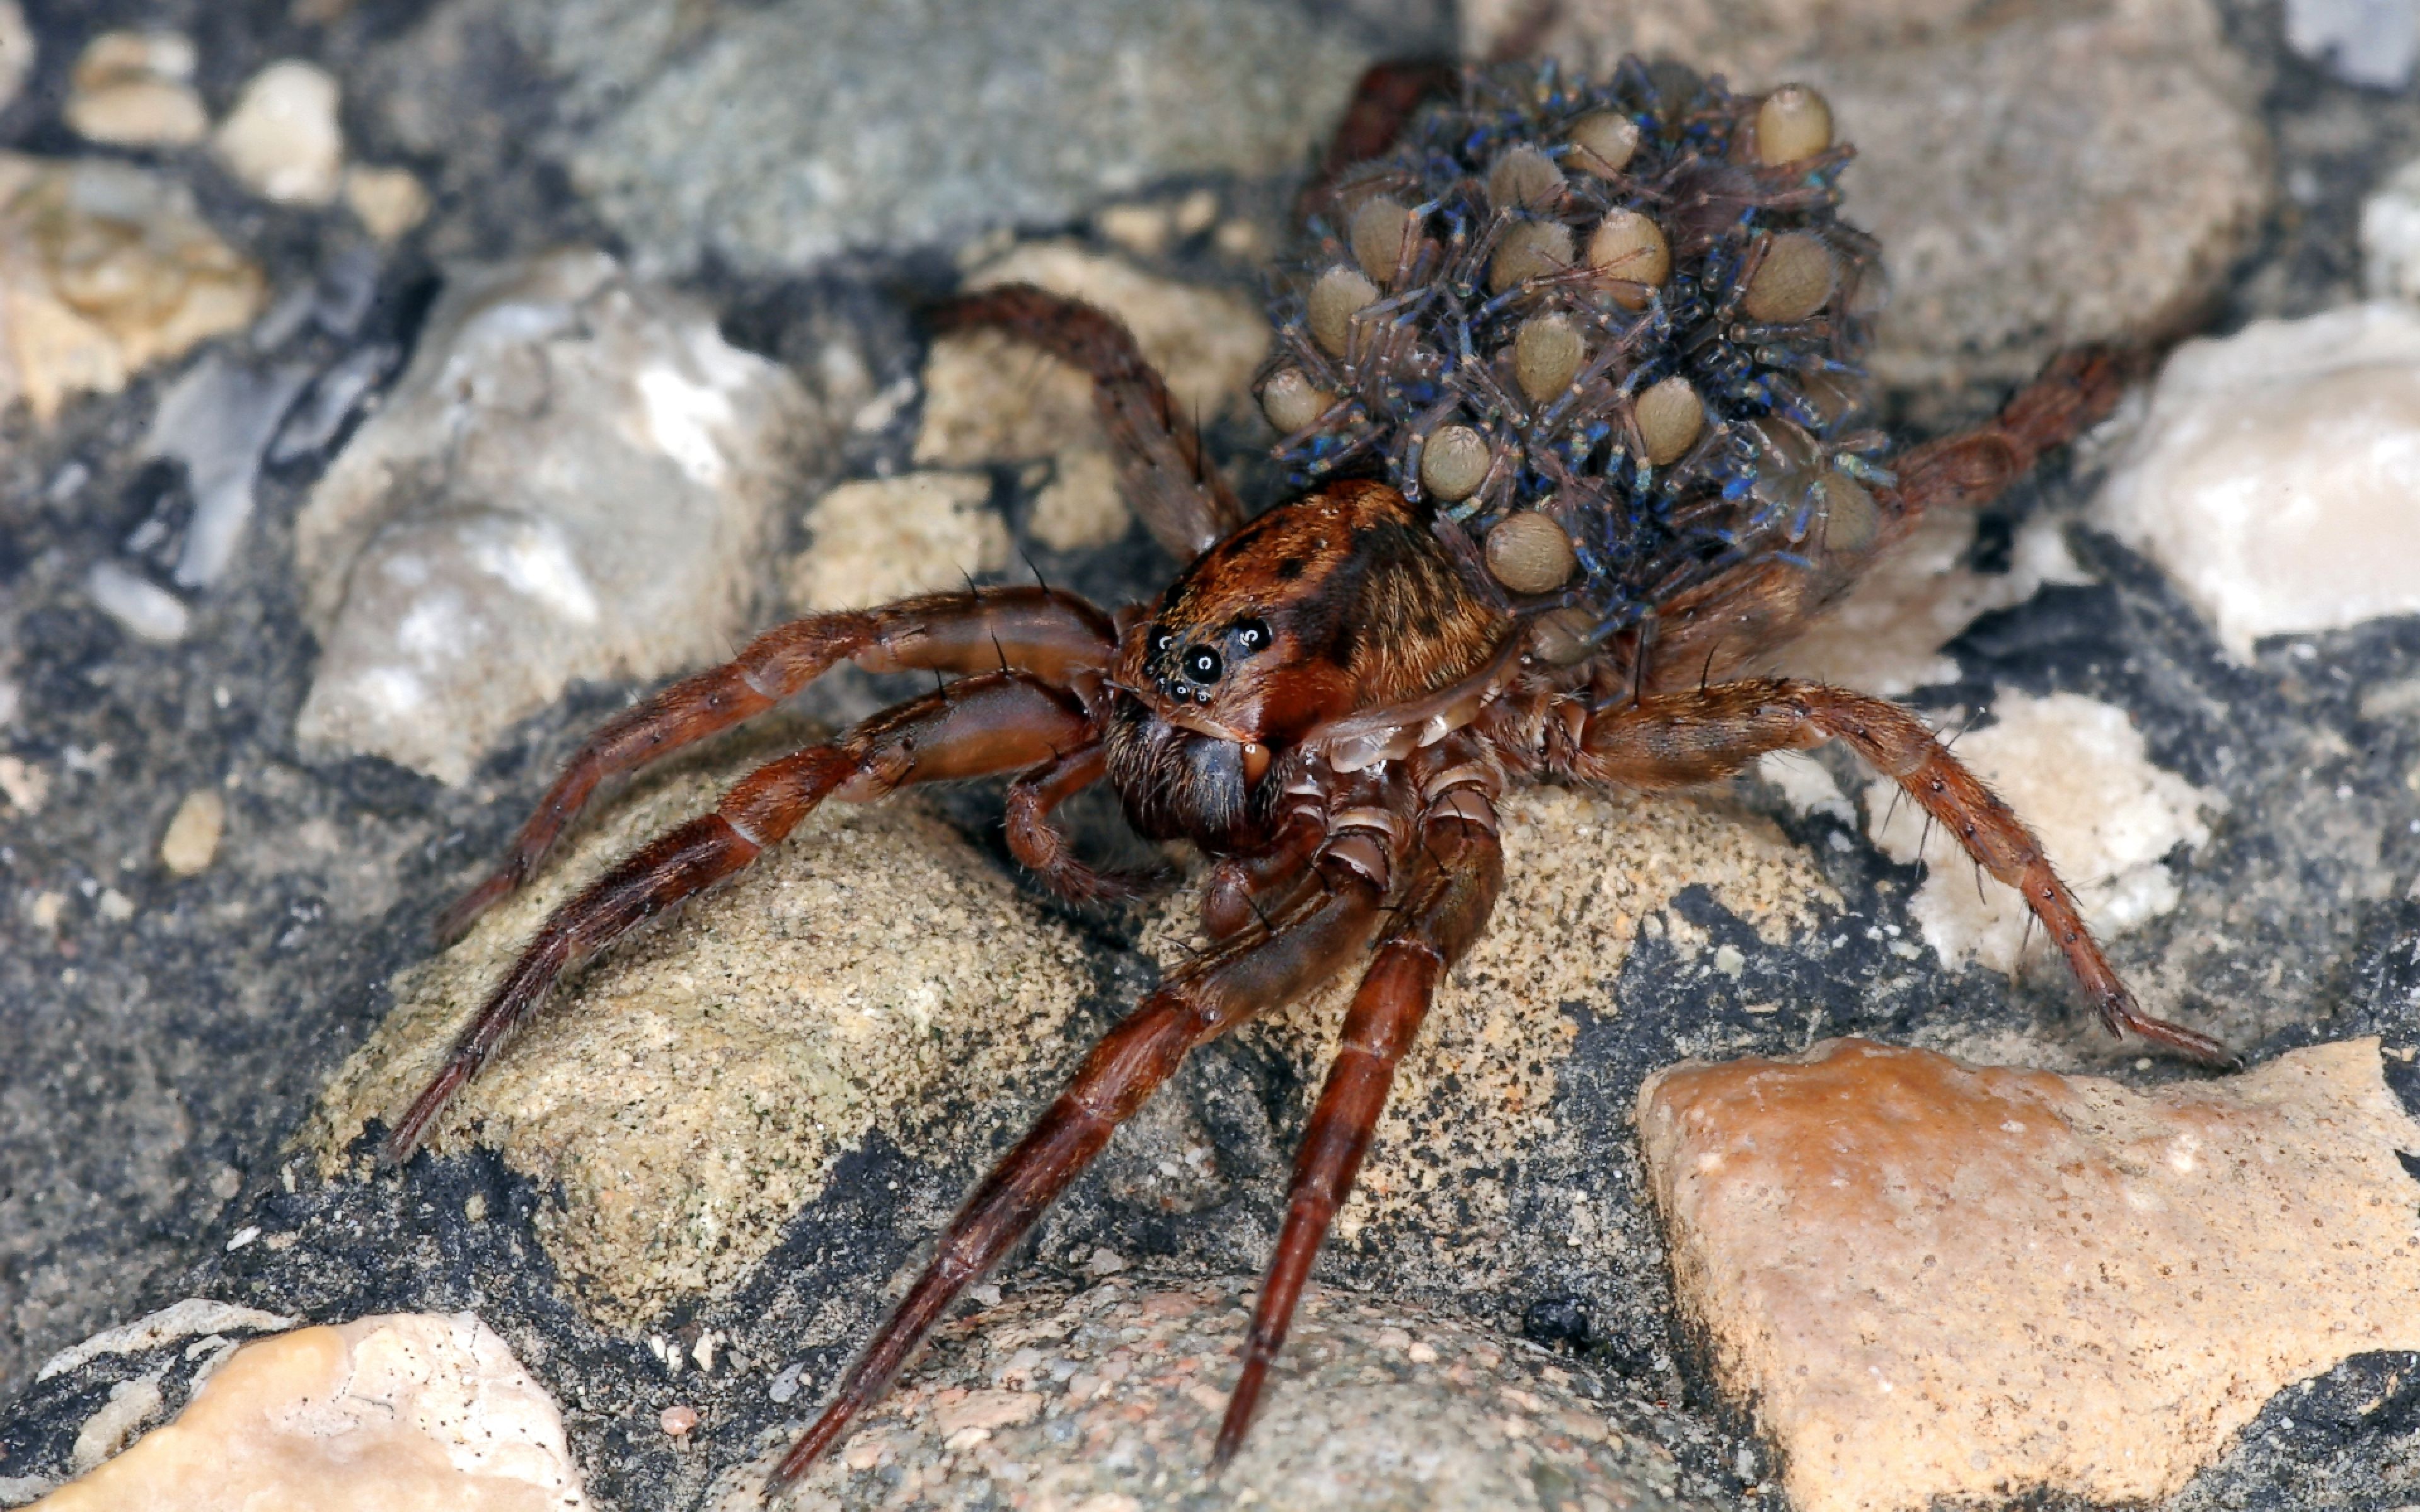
top-left (1215, 738), bottom-right (1507, 1463)
top-left (1501, 679), bottom-right (2235, 1064)
top-left (764, 773), bottom-right (1403, 1496)
top-left (386, 671), bottom-right (1101, 1162)
top-left (436, 587), bottom-right (1116, 942)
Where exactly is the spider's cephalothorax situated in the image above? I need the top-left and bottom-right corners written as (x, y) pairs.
top-left (384, 59), bottom-right (2235, 1496)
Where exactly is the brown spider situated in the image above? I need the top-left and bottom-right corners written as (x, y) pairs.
top-left (381, 59), bottom-right (2235, 1494)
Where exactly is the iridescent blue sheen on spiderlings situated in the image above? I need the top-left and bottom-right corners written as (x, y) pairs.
top-left (1256, 60), bottom-right (1891, 661)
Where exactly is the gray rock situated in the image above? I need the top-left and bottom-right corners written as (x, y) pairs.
top-left (716, 1280), bottom-right (1718, 1511)
top-left (376, 0), bottom-right (1374, 276)
top-left (292, 249), bottom-right (819, 785)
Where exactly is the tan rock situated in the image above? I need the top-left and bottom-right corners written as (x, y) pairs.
top-left (1027, 446), bottom-right (1127, 551)
top-left (31, 1312), bottom-right (589, 1511)
top-left (342, 164), bottom-right (430, 241)
top-left (65, 32), bottom-right (208, 147)
top-left (1862, 690), bottom-right (2218, 982)
top-left (1148, 784), bottom-right (1835, 1275)
top-left (212, 60), bottom-right (344, 206)
top-left (915, 241), bottom-right (1267, 551)
top-left (715, 1279), bottom-right (1710, 1511)
top-left (787, 471), bottom-right (1010, 611)
top-left (1466, 0), bottom-right (2269, 397)
top-left (0, 155), bottom-right (267, 422)
top-left (1639, 1036), bottom-right (2420, 1512)
top-left (308, 747), bottom-right (1093, 1324)
top-left (157, 789), bottom-right (225, 876)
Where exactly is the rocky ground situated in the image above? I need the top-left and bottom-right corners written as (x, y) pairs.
top-left (4, 0), bottom-right (2420, 1509)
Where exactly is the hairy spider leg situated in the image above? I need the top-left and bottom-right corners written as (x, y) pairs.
top-left (933, 286), bottom-right (1245, 560)
top-left (386, 672), bottom-right (1098, 1163)
top-left (766, 772), bottom-right (1402, 1497)
top-left (435, 587), bottom-right (1115, 942)
top-left (1199, 774), bottom-right (1332, 941)
top-left (1506, 678), bottom-right (2233, 1064)
top-left (1215, 742), bottom-right (1507, 1465)
top-left (1003, 743), bottom-right (1165, 905)
top-left (1634, 346), bottom-right (2138, 697)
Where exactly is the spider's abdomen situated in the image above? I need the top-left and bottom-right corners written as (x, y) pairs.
top-left (1257, 61), bottom-right (1887, 668)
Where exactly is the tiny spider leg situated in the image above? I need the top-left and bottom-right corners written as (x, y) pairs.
top-left (1511, 677), bottom-right (2235, 1065)
top-left (386, 671), bottom-right (1100, 1163)
top-left (435, 587), bottom-right (1116, 943)
top-left (1215, 742), bottom-right (1506, 1464)
top-left (766, 772), bottom-right (1403, 1498)
top-left (933, 285), bottom-right (1245, 560)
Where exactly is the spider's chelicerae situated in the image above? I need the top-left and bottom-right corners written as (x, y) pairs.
top-left (384, 58), bottom-right (2235, 1491)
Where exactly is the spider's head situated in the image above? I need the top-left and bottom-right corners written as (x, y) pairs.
top-left (1103, 478), bottom-right (1504, 847)
top-left (1113, 477), bottom-right (1502, 747)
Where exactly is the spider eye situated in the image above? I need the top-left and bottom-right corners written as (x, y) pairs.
top-left (1233, 618), bottom-right (1270, 654)
top-left (1184, 644), bottom-right (1224, 684)
top-left (1153, 627), bottom-right (1175, 653)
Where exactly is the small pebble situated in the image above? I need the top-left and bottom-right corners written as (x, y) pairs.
top-left (159, 789), bottom-right (226, 876)
top-left (86, 562), bottom-right (190, 644)
top-left (213, 61), bottom-right (345, 205)
top-left (342, 166), bottom-right (429, 241)
top-left (66, 31), bottom-right (207, 147)
top-left (659, 1405), bottom-right (698, 1438)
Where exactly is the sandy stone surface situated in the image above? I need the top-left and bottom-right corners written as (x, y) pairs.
top-left (788, 472), bottom-right (1011, 612)
top-left (292, 249), bottom-right (815, 785)
top-left (309, 750), bottom-right (1095, 1325)
top-left (1862, 690), bottom-right (2221, 978)
top-left (1640, 1037), bottom-right (2420, 1512)
top-left (1466, 0), bottom-right (2269, 399)
top-left (30, 1312), bottom-right (588, 1511)
top-left (404, 0), bottom-right (1375, 276)
top-left (715, 1279), bottom-right (1717, 1512)
top-left (0, 154), bottom-right (265, 423)
top-left (2097, 302), bottom-right (2420, 660)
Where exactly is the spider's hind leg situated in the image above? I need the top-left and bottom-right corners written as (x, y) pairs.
top-left (1891, 346), bottom-right (2140, 520)
top-left (1539, 677), bottom-right (2233, 1065)
top-left (387, 670), bottom-right (1100, 1162)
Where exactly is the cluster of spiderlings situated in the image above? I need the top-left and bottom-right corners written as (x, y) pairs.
top-left (1256, 59), bottom-right (1893, 662)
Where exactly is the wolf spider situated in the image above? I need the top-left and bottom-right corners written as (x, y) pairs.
top-left (384, 60), bottom-right (2233, 1494)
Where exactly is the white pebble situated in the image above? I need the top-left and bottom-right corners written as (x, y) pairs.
top-left (86, 561), bottom-right (190, 643)
top-left (160, 789), bottom-right (226, 876)
top-left (214, 61), bottom-right (345, 205)
top-left (2097, 302), bottom-right (2420, 658)
top-left (2361, 156), bottom-right (2420, 303)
